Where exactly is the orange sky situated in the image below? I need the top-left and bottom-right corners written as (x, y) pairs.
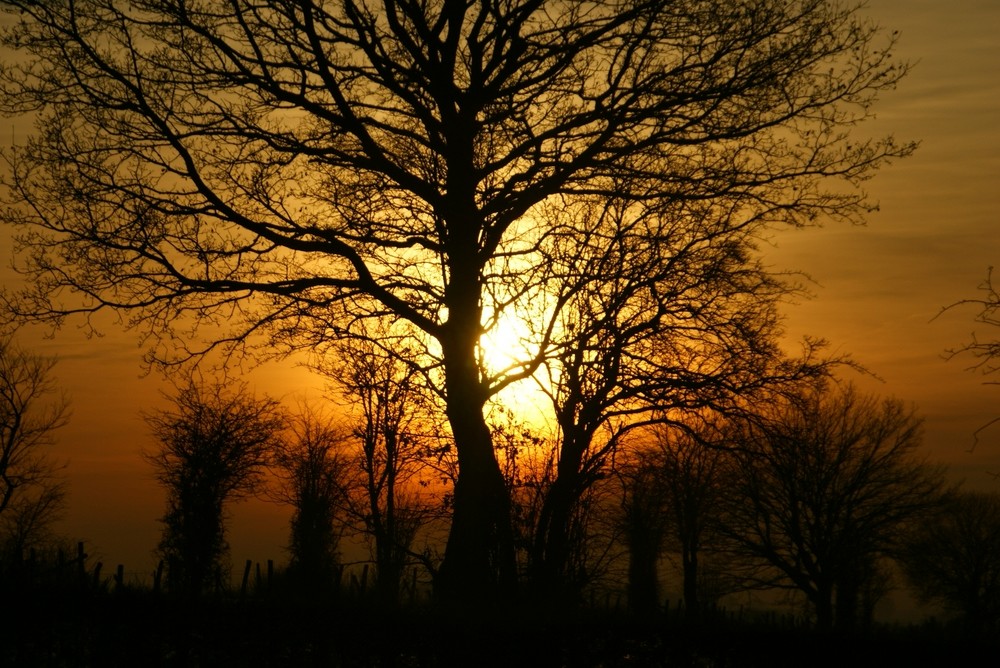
top-left (2, 0), bottom-right (999, 582)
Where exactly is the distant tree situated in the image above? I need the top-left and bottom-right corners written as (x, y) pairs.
top-left (1, 0), bottom-right (914, 602)
top-left (145, 379), bottom-right (285, 597)
top-left (646, 421), bottom-right (733, 622)
top-left (271, 405), bottom-right (351, 594)
top-left (901, 490), bottom-right (1000, 636)
top-left (616, 451), bottom-right (670, 616)
top-left (721, 383), bottom-right (943, 631)
top-left (324, 331), bottom-right (443, 606)
top-left (0, 335), bottom-right (69, 559)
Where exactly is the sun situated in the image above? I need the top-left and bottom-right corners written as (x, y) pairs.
top-left (479, 309), bottom-right (557, 430)
top-left (479, 309), bottom-right (535, 377)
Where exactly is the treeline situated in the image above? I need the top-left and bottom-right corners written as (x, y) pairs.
top-left (4, 331), bottom-right (1000, 643)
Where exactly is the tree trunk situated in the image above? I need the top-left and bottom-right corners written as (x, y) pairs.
top-left (813, 583), bottom-right (834, 631)
top-left (627, 534), bottom-right (660, 617)
top-left (681, 545), bottom-right (701, 622)
top-left (436, 324), bottom-right (516, 605)
top-left (834, 571), bottom-right (859, 632)
top-left (530, 428), bottom-right (591, 604)
top-left (531, 471), bottom-right (578, 602)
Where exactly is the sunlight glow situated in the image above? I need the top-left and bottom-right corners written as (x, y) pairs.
top-left (479, 309), bottom-right (535, 378)
top-left (478, 308), bottom-right (558, 431)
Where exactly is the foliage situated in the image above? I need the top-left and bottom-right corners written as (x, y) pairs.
top-left (145, 379), bottom-right (285, 596)
top-left (270, 405), bottom-right (351, 593)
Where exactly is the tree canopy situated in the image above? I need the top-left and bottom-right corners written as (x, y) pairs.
top-left (0, 0), bottom-right (913, 601)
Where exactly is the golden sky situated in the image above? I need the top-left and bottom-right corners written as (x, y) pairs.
top-left (1, 0), bottom-right (999, 578)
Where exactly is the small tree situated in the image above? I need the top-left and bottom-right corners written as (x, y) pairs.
top-left (325, 331), bottom-right (443, 606)
top-left (722, 382), bottom-right (943, 631)
top-left (145, 379), bottom-right (285, 597)
top-left (649, 421), bottom-right (732, 622)
top-left (0, 335), bottom-right (69, 560)
top-left (271, 406), bottom-right (351, 594)
top-left (901, 490), bottom-right (1000, 636)
top-left (616, 452), bottom-right (670, 616)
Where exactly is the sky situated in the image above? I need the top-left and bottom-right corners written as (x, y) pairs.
top-left (1, 0), bottom-right (1000, 587)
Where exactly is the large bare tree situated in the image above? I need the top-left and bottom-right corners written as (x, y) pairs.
top-left (0, 0), bottom-right (912, 600)
top-left (523, 193), bottom-right (832, 602)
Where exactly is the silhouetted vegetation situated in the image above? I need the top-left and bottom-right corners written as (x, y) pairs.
top-left (719, 382), bottom-right (944, 631)
top-left (271, 405), bottom-right (351, 594)
top-left (901, 490), bottom-right (1000, 637)
top-left (1, 0), bottom-right (915, 605)
top-left (3, 0), bottom-right (989, 664)
top-left (2, 539), bottom-right (994, 668)
top-left (0, 334), bottom-right (69, 561)
top-left (636, 421), bottom-right (734, 622)
top-left (145, 379), bottom-right (285, 597)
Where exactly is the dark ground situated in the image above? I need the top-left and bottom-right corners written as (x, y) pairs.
top-left (2, 579), bottom-right (993, 668)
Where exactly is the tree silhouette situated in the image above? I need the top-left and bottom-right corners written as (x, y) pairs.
top-left (523, 197), bottom-right (832, 603)
top-left (145, 379), bottom-right (285, 597)
top-left (646, 421), bottom-right (732, 622)
top-left (616, 451), bottom-right (670, 616)
top-left (944, 268), bottom-right (1000, 375)
top-left (721, 382), bottom-right (943, 631)
top-left (901, 490), bottom-right (1000, 637)
top-left (324, 329), bottom-right (445, 605)
top-left (0, 335), bottom-right (69, 560)
top-left (942, 267), bottom-right (1000, 444)
top-left (271, 405), bottom-right (351, 594)
top-left (1, 0), bottom-right (913, 602)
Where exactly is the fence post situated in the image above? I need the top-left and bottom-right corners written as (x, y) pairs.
top-left (153, 561), bottom-right (163, 594)
top-left (240, 559), bottom-right (252, 599)
top-left (77, 542), bottom-right (87, 580)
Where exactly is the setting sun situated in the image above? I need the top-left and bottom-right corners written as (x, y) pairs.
top-left (479, 309), bottom-right (535, 377)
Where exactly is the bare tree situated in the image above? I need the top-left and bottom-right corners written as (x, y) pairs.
top-left (0, 335), bottom-right (69, 559)
top-left (145, 379), bottom-right (285, 597)
top-left (721, 382), bottom-right (943, 631)
top-left (324, 330), bottom-right (444, 606)
top-left (901, 490), bottom-right (1000, 637)
top-left (1, 0), bottom-right (913, 602)
top-left (646, 421), bottom-right (733, 621)
top-left (524, 195), bottom-right (833, 603)
top-left (271, 405), bottom-right (352, 594)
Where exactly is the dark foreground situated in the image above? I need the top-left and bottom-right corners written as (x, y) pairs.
top-left (2, 582), bottom-right (993, 668)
